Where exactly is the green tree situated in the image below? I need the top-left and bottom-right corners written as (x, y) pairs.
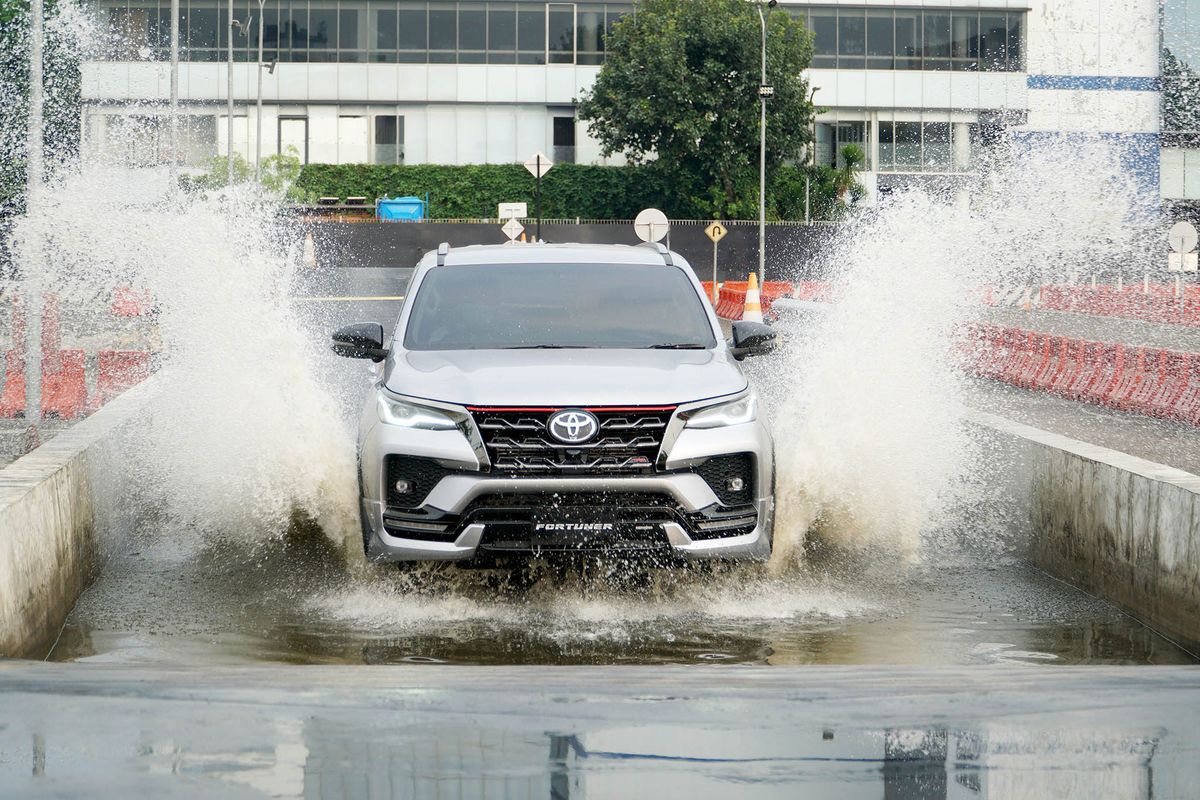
top-left (768, 144), bottom-right (865, 221)
top-left (1162, 48), bottom-right (1200, 138)
top-left (182, 147), bottom-right (313, 201)
top-left (1, 0), bottom-right (83, 213)
top-left (577, 0), bottom-right (815, 220)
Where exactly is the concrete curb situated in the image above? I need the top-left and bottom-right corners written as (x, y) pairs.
top-left (968, 408), bottom-right (1200, 653)
top-left (0, 376), bottom-right (158, 659)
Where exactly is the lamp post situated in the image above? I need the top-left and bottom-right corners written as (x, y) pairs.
top-left (804, 85), bottom-right (819, 225)
top-left (169, 0), bottom-right (179, 188)
top-left (755, 0), bottom-right (776, 287)
top-left (254, 0), bottom-right (268, 180)
top-left (24, 0), bottom-right (44, 433)
top-left (226, 0), bottom-right (235, 184)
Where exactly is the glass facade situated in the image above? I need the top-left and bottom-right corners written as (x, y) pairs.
top-left (95, 0), bottom-right (633, 64)
top-left (94, 1), bottom-right (1026, 69)
top-left (875, 116), bottom-right (973, 173)
top-left (801, 6), bottom-right (1024, 72)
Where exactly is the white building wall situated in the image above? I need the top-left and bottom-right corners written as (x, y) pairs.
top-left (1021, 0), bottom-right (1160, 137)
top-left (80, 60), bottom-right (621, 167)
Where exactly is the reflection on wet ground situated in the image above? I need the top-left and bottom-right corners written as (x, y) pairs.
top-left (3, 662), bottom-right (1198, 799)
top-left (50, 515), bottom-right (1196, 667)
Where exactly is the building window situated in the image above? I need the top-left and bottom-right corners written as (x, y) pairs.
top-left (94, 1), bottom-right (1027, 73)
top-left (374, 115), bottom-right (405, 165)
top-left (815, 119), bottom-right (870, 171)
top-left (878, 118), bottom-right (973, 174)
top-left (547, 3), bottom-right (575, 64)
top-left (796, 7), bottom-right (1026, 72)
top-left (517, 2), bottom-right (547, 64)
top-left (552, 115), bottom-right (575, 163)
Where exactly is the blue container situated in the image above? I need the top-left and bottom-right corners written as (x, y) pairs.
top-left (376, 195), bottom-right (426, 221)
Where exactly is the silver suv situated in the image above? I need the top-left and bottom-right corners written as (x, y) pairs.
top-left (332, 242), bottom-right (777, 564)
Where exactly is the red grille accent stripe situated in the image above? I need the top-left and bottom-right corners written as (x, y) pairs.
top-left (466, 405), bottom-right (678, 413)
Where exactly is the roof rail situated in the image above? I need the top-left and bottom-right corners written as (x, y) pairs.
top-left (436, 242), bottom-right (450, 266)
top-left (640, 241), bottom-right (674, 267)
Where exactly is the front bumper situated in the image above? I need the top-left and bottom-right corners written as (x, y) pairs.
top-left (358, 403), bottom-right (774, 563)
top-left (361, 476), bottom-right (774, 562)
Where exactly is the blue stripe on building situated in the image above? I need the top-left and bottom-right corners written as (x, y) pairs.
top-left (1027, 75), bottom-right (1160, 91)
top-left (1010, 131), bottom-right (1161, 205)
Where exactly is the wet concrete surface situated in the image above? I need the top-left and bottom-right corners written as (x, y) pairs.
top-left (3, 662), bottom-right (1200, 798)
top-left (964, 378), bottom-right (1200, 475)
top-left (985, 306), bottom-right (1200, 351)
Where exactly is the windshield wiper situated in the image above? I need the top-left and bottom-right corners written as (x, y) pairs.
top-left (646, 343), bottom-right (708, 349)
top-left (500, 344), bottom-right (588, 349)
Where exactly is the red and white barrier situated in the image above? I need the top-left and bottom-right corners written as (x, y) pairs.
top-left (0, 293), bottom-right (155, 420)
top-left (965, 323), bottom-right (1200, 427)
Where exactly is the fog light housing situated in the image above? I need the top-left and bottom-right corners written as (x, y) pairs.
top-left (727, 477), bottom-right (745, 492)
top-left (394, 479), bottom-right (413, 495)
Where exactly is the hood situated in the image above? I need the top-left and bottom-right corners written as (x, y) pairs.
top-left (385, 348), bottom-right (747, 407)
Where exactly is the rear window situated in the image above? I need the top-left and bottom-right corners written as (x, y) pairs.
top-left (403, 262), bottom-right (717, 351)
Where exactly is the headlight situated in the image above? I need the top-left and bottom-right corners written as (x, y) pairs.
top-left (683, 392), bottom-right (758, 429)
top-left (377, 394), bottom-right (460, 430)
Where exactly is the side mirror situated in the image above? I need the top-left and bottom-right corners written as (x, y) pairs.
top-left (332, 323), bottom-right (388, 362)
top-left (729, 320), bottom-right (777, 360)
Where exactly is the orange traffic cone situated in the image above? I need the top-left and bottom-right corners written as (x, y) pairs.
top-left (743, 273), bottom-right (764, 323)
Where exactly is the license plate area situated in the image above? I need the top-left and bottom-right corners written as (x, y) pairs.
top-left (481, 507), bottom-right (669, 552)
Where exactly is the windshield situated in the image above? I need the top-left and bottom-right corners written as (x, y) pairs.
top-left (403, 262), bottom-right (718, 350)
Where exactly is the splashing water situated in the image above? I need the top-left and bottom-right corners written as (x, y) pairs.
top-left (766, 141), bottom-right (1156, 567)
top-left (10, 165), bottom-right (361, 551)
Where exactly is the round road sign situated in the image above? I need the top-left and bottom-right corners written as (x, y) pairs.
top-left (1168, 221), bottom-right (1198, 254)
top-left (634, 208), bottom-right (669, 243)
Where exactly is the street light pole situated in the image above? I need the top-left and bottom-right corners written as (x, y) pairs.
top-left (804, 86), bottom-right (819, 225)
top-left (226, 0), bottom-right (235, 185)
top-left (169, 0), bottom-right (179, 188)
top-left (756, 2), bottom-right (770, 287)
top-left (24, 0), bottom-right (44, 432)
top-left (255, 0), bottom-right (265, 180)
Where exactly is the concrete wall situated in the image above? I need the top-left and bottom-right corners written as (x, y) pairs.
top-left (970, 410), bottom-right (1200, 654)
top-left (0, 380), bottom-right (155, 659)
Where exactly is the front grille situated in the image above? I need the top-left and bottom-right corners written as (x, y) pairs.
top-left (469, 406), bottom-right (676, 475)
top-left (385, 455), bottom-right (452, 509)
top-left (691, 453), bottom-right (756, 506)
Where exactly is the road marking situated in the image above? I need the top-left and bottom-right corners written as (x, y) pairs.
top-left (291, 295), bottom-right (406, 301)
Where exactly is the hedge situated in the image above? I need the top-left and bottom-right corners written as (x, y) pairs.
top-left (292, 162), bottom-right (849, 221)
top-left (294, 163), bottom-right (670, 220)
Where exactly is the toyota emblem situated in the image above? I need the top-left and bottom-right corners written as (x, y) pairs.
top-left (547, 409), bottom-right (599, 444)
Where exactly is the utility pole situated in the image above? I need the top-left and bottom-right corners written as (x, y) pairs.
top-left (255, 0), bottom-right (266, 180)
top-left (755, 1), bottom-right (776, 286)
top-left (24, 0), bottom-right (44, 432)
top-left (804, 86), bottom-right (819, 225)
top-left (169, 0), bottom-right (179, 187)
top-left (226, 0), bottom-right (235, 184)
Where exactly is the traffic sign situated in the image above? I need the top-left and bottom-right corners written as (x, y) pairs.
top-left (498, 202), bottom-right (527, 219)
top-left (705, 221), bottom-right (728, 244)
top-left (502, 218), bottom-right (524, 241)
top-left (524, 151), bottom-right (553, 179)
top-left (1169, 221), bottom-right (1198, 254)
top-left (634, 208), bottom-right (669, 243)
